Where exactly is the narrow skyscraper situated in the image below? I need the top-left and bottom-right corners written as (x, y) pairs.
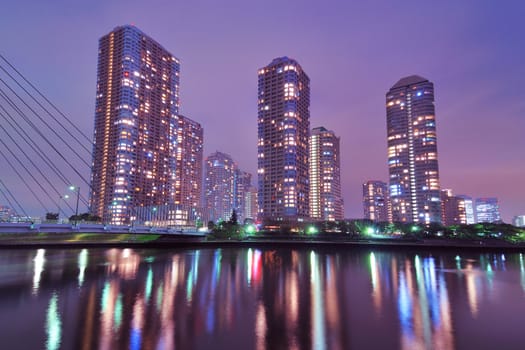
top-left (309, 127), bottom-right (343, 221)
top-left (234, 169), bottom-right (252, 223)
top-left (363, 180), bottom-right (391, 222)
top-left (205, 151), bottom-right (236, 223)
top-left (257, 57), bottom-right (310, 223)
top-left (386, 75), bottom-right (441, 224)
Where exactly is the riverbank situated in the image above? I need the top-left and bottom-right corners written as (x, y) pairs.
top-left (1, 232), bottom-right (525, 251)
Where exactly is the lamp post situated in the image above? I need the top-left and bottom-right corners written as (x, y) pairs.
top-left (69, 186), bottom-right (80, 224)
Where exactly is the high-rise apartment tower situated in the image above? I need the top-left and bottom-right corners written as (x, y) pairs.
top-left (205, 151), bottom-right (236, 223)
top-left (386, 75), bottom-right (442, 224)
top-left (363, 180), bottom-right (391, 222)
top-left (90, 25), bottom-right (199, 225)
top-left (257, 57), bottom-right (310, 222)
top-left (309, 127), bottom-right (343, 221)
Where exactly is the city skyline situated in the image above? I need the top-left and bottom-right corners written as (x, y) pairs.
top-left (1, 0), bottom-right (524, 221)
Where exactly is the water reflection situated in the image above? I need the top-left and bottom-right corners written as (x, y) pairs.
top-left (46, 292), bottom-right (62, 350)
top-left (33, 248), bottom-right (45, 293)
top-left (1, 248), bottom-right (525, 349)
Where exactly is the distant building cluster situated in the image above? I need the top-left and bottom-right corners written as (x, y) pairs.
top-left (0, 205), bottom-right (14, 222)
top-left (83, 25), bottom-right (514, 228)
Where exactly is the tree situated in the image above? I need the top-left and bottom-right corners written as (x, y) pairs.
top-left (46, 212), bottom-right (59, 221)
top-left (229, 209), bottom-right (238, 226)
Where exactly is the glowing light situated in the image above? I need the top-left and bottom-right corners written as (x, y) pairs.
top-left (245, 224), bottom-right (256, 235)
top-left (306, 225), bottom-right (318, 235)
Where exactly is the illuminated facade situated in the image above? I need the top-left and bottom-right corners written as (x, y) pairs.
top-left (172, 115), bottom-right (203, 215)
top-left (441, 190), bottom-right (475, 226)
top-left (309, 127), bottom-right (343, 221)
top-left (245, 186), bottom-right (258, 221)
top-left (257, 57), bottom-right (310, 222)
top-left (386, 75), bottom-right (441, 224)
top-left (363, 180), bottom-right (391, 222)
top-left (475, 197), bottom-right (501, 223)
top-left (90, 25), bottom-right (184, 224)
top-left (234, 169), bottom-right (252, 223)
top-left (205, 151), bottom-right (236, 222)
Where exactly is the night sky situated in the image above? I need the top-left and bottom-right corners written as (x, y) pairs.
top-left (1, 0), bottom-right (524, 221)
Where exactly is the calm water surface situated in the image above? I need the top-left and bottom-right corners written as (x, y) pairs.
top-left (0, 247), bottom-right (524, 349)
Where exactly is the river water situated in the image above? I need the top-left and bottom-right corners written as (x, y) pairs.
top-left (0, 246), bottom-right (524, 349)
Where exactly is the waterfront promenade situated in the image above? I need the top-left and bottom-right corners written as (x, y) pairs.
top-left (1, 223), bottom-right (524, 251)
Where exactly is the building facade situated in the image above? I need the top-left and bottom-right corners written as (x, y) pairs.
top-left (234, 169), bottom-right (252, 223)
top-left (475, 197), bottom-right (501, 223)
top-left (204, 151), bottom-right (236, 223)
top-left (386, 75), bottom-right (442, 224)
top-left (309, 127), bottom-right (343, 221)
top-left (257, 57), bottom-right (310, 222)
top-left (363, 180), bottom-right (391, 222)
top-left (245, 186), bottom-right (258, 221)
top-left (513, 215), bottom-right (525, 227)
top-left (441, 190), bottom-right (475, 226)
top-left (172, 115), bottom-right (203, 218)
top-left (90, 25), bottom-right (202, 226)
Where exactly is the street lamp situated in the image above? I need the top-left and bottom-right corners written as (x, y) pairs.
top-left (69, 186), bottom-right (80, 224)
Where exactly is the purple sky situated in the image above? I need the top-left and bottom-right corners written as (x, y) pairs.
top-left (1, 0), bottom-right (524, 221)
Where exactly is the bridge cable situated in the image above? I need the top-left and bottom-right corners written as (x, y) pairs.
top-left (0, 144), bottom-right (50, 213)
top-left (0, 76), bottom-right (91, 168)
top-left (0, 102), bottom-right (90, 208)
top-left (0, 179), bottom-right (29, 219)
top-left (0, 115), bottom-right (75, 213)
top-left (0, 54), bottom-right (92, 144)
top-left (0, 85), bottom-right (91, 187)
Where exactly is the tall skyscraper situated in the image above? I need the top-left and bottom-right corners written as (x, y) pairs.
top-left (234, 169), bottom-right (252, 223)
top-left (386, 75), bottom-right (441, 224)
top-left (309, 127), bottom-right (343, 221)
top-left (363, 180), bottom-right (391, 222)
top-left (257, 57), bottom-right (310, 222)
top-left (90, 25), bottom-right (199, 225)
top-left (172, 115), bottom-right (203, 213)
top-left (245, 186), bottom-right (258, 221)
top-left (205, 151), bottom-right (236, 223)
top-left (475, 197), bottom-right (501, 223)
top-left (441, 190), bottom-right (475, 226)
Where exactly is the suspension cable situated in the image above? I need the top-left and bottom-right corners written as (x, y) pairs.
top-left (0, 54), bottom-right (92, 143)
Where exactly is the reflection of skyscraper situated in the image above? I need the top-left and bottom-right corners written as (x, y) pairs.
top-left (309, 127), bottom-right (343, 221)
top-left (257, 57), bottom-right (310, 222)
top-left (363, 180), bottom-right (391, 222)
top-left (475, 197), bottom-right (501, 223)
top-left (386, 75), bottom-right (441, 224)
top-left (90, 25), bottom-right (181, 225)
